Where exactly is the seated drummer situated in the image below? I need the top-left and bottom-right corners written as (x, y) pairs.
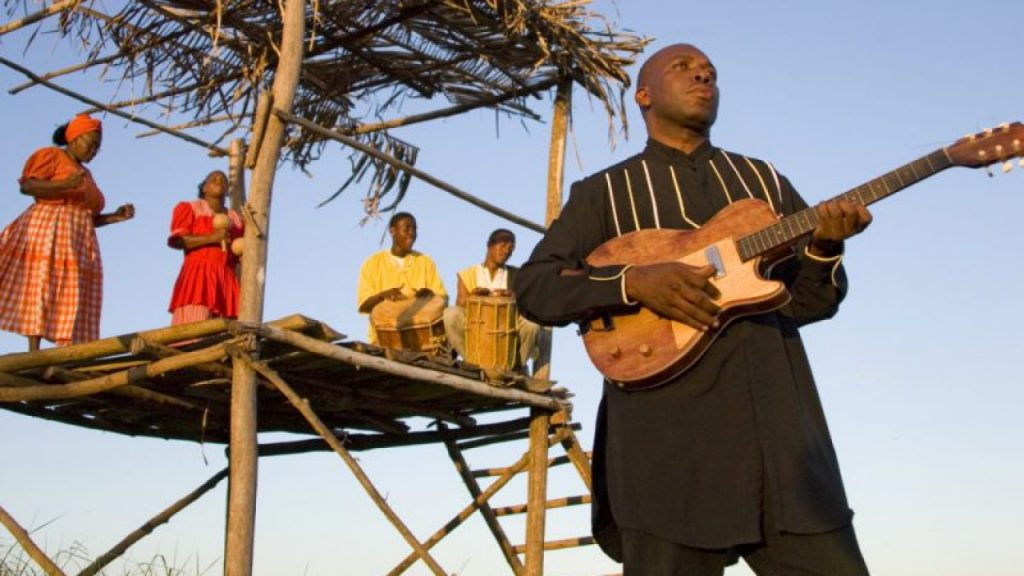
top-left (443, 228), bottom-right (548, 374)
top-left (357, 211), bottom-right (447, 344)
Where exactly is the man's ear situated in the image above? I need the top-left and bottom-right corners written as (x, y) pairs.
top-left (635, 86), bottom-right (650, 110)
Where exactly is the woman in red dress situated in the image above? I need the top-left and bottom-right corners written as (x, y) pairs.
top-left (0, 115), bottom-right (135, 351)
top-left (167, 170), bottom-right (244, 325)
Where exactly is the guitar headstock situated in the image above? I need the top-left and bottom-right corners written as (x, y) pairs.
top-left (946, 122), bottom-right (1024, 171)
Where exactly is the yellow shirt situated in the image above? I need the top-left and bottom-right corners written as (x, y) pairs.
top-left (357, 250), bottom-right (447, 342)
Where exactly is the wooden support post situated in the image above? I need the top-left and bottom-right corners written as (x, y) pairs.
top-left (78, 468), bottom-right (229, 576)
top-left (545, 79), bottom-right (572, 229)
top-left (522, 77), bottom-right (573, 576)
top-left (0, 505), bottom-right (66, 576)
top-left (524, 408), bottom-right (550, 576)
top-left (224, 0), bottom-right (305, 573)
top-left (228, 139), bottom-right (248, 212)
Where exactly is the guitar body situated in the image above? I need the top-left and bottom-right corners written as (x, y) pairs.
top-left (584, 198), bottom-right (791, 390)
top-left (578, 121), bottom-right (1024, 390)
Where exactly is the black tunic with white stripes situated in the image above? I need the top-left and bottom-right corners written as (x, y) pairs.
top-left (515, 139), bottom-right (855, 557)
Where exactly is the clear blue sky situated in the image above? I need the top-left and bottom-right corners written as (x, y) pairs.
top-left (2, 1), bottom-right (1023, 574)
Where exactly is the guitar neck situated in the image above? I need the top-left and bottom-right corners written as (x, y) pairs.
top-left (736, 148), bottom-right (953, 260)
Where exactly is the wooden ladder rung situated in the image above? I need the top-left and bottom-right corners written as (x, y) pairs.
top-left (471, 453), bottom-right (576, 478)
top-left (513, 535), bottom-right (597, 554)
top-left (492, 494), bottom-right (591, 516)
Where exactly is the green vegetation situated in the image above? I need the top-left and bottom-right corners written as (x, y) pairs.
top-left (0, 541), bottom-right (216, 576)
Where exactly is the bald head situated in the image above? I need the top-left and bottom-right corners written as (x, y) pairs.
top-left (634, 43), bottom-right (719, 151)
top-left (637, 43), bottom-right (706, 88)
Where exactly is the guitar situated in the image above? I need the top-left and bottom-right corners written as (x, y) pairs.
top-left (584, 123), bottom-right (1024, 390)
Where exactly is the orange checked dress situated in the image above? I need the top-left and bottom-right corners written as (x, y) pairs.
top-left (0, 147), bottom-right (106, 345)
top-left (167, 200), bottom-right (243, 323)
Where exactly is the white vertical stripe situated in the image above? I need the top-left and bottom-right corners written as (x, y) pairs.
top-left (669, 165), bottom-right (701, 229)
top-left (744, 157), bottom-right (776, 213)
top-left (721, 151), bottom-right (756, 199)
top-left (623, 168), bottom-right (641, 231)
top-left (709, 156), bottom-right (734, 204)
top-left (767, 162), bottom-right (784, 208)
top-left (641, 160), bottom-right (661, 229)
top-left (604, 173), bottom-right (623, 237)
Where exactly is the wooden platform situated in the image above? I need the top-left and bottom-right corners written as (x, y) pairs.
top-left (0, 314), bottom-right (568, 446)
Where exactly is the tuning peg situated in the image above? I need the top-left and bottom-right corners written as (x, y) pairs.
top-left (985, 166), bottom-right (994, 178)
top-left (1002, 161), bottom-right (1014, 173)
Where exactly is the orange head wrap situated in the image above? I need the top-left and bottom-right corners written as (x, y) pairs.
top-left (65, 114), bottom-right (102, 143)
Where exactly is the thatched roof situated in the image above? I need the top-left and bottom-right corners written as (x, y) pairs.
top-left (2, 0), bottom-right (648, 213)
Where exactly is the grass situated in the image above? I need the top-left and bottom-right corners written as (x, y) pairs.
top-left (0, 540), bottom-right (217, 576)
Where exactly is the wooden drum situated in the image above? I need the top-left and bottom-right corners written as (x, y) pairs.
top-left (465, 295), bottom-right (518, 371)
top-left (371, 295), bottom-right (446, 352)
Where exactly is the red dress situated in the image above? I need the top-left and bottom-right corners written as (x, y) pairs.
top-left (0, 147), bottom-right (105, 345)
top-left (167, 200), bottom-right (243, 321)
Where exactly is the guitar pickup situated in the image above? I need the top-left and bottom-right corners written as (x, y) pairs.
top-left (705, 245), bottom-right (726, 278)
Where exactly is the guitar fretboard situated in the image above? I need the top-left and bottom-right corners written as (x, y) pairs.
top-left (736, 148), bottom-right (953, 260)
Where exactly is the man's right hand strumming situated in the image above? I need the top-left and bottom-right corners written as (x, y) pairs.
top-left (625, 262), bottom-right (721, 332)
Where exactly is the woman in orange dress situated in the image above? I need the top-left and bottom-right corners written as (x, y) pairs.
top-left (167, 170), bottom-right (244, 325)
top-left (0, 115), bottom-right (135, 351)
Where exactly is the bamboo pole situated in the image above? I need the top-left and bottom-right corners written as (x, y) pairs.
top-left (130, 337), bottom-right (233, 377)
top-left (228, 139), bottom-right (247, 212)
top-left (387, 428), bottom-right (570, 576)
top-left (491, 494), bottom-right (591, 517)
top-left (256, 325), bottom-right (563, 410)
top-left (237, 355), bottom-right (447, 576)
top-left (0, 367), bottom-right (198, 410)
top-left (560, 427), bottom-right (594, 492)
top-left (253, 416), bottom-right (534, 457)
top-left (40, 366), bottom-right (203, 410)
top-left (9, 53), bottom-right (123, 95)
top-left (0, 315), bottom-right (316, 374)
top-left (244, 91), bottom-right (271, 169)
top-left (78, 468), bottom-right (229, 576)
top-left (0, 58), bottom-right (228, 156)
top-left (513, 536), bottom-right (597, 554)
top-left (224, 0), bottom-right (305, 572)
top-left (0, 0), bottom-right (78, 36)
top-left (0, 505), bottom-right (66, 576)
top-left (544, 79), bottom-right (572, 227)
top-left (135, 115), bottom-right (237, 138)
top-left (472, 453), bottom-right (579, 479)
top-left (440, 424), bottom-right (524, 575)
top-left (0, 341), bottom-right (234, 402)
top-left (275, 109), bottom-right (546, 233)
top-left (522, 77), bottom-right (573, 576)
top-left (350, 79), bottom-right (557, 135)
